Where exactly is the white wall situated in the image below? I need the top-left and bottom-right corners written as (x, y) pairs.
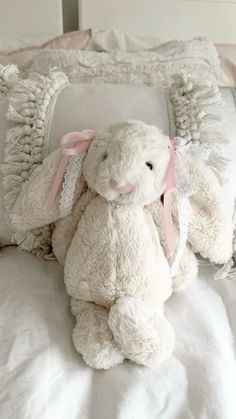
top-left (79, 0), bottom-right (236, 43)
top-left (0, 0), bottom-right (63, 37)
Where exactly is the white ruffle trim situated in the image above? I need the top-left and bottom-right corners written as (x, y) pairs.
top-left (1, 70), bottom-right (68, 257)
top-left (169, 73), bottom-right (229, 184)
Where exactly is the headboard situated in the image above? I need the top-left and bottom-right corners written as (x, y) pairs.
top-left (0, 0), bottom-right (63, 38)
top-left (79, 0), bottom-right (236, 43)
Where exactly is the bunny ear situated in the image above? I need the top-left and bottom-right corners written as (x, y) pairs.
top-left (60, 131), bottom-right (95, 156)
top-left (46, 130), bottom-right (95, 213)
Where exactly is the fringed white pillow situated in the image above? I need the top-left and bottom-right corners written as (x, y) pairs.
top-left (0, 66), bottom-right (68, 253)
top-left (0, 65), bottom-right (20, 246)
top-left (0, 66), bottom-right (231, 259)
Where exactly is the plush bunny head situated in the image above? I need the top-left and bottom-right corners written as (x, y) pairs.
top-left (83, 120), bottom-right (170, 206)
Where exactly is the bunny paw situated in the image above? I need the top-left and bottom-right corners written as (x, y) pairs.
top-left (108, 297), bottom-right (175, 367)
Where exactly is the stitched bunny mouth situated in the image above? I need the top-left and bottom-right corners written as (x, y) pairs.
top-left (109, 179), bottom-right (134, 194)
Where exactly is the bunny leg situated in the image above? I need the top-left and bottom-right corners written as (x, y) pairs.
top-left (108, 297), bottom-right (175, 367)
top-left (71, 299), bottom-right (124, 369)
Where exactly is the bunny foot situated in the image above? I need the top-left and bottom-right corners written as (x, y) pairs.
top-left (71, 299), bottom-right (124, 369)
top-left (108, 297), bottom-right (175, 367)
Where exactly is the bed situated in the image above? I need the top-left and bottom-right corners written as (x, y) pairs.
top-left (1, 1), bottom-right (236, 418)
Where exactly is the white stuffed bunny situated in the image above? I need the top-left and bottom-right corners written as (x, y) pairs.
top-left (8, 120), bottom-right (233, 369)
top-left (61, 121), bottom-right (177, 369)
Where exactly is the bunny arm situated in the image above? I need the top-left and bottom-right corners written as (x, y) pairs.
top-left (52, 189), bottom-right (96, 266)
top-left (147, 200), bottom-right (198, 291)
top-left (184, 158), bottom-right (233, 264)
top-left (8, 149), bottom-right (86, 233)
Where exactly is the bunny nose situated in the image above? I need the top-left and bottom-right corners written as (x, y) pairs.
top-left (109, 179), bottom-right (133, 194)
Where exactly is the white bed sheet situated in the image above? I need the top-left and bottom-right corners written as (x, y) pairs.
top-left (0, 246), bottom-right (236, 419)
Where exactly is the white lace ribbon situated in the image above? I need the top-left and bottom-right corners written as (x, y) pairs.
top-left (170, 141), bottom-right (197, 277)
top-left (59, 153), bottom-right (85, 217)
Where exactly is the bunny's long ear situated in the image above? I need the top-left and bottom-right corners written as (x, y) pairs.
top-left (186, 158), bottom-right (233, 265)
top-left (9, 131), bottom-right (95, 233)
top-left (46, 130), bottom-right (95, 214)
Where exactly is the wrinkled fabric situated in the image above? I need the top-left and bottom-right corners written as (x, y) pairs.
top-left (0, 247), bottom-right (236, 419)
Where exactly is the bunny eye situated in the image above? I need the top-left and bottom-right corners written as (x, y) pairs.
top-left (145, 162), bottom-right (153, 170)
top-left (102, 153), bottom-right (108, 161)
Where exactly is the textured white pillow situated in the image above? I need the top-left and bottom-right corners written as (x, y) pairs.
top-left (48, 83), bottom-right (172, 152)
top-left (1, 69), bottom-right (232, 255)
top-left (22, 38), bottom-right (229, 87)
top-left (0, 99), bottom-right (14, 245)
top-left (1, 77), bottom-right (173, 248)
top-left (0, 68), bottom-right (68, 247)
top-left (0, 65), bottom-right (20, 246)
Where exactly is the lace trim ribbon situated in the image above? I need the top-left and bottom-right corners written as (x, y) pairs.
top-left (59, 153), bottom-right (85, 217)
top-left (170, 141), bottom-right (197, 277)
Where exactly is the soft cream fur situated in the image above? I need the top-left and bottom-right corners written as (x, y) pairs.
top-left (187, 158), bottom-right (233, 264)
top-left (10, 120), bottom-right (233, 369)
top-left (63, 121), bottom-right (175, 368)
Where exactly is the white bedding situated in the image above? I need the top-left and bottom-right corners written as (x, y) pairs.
top-left (1, 246), bottom-right (236, 419)
top-left (0, 36), bottom-right (52, 53)
top-left (1, 75), bottom-right (236, 418)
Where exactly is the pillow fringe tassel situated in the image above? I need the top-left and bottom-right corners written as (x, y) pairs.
top-left (1, 70), bottom-right (68, 257)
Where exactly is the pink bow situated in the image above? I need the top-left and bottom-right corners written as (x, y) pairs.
top-left (46, 130), bottom-right (95, 209)
top-left (163, 141), bottom-right (176, 257)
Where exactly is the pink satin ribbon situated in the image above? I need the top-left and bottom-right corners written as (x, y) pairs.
top-left (46, 130), bottom-right (95, 209)
top-left (163, 141), bottom-right (176, 257)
